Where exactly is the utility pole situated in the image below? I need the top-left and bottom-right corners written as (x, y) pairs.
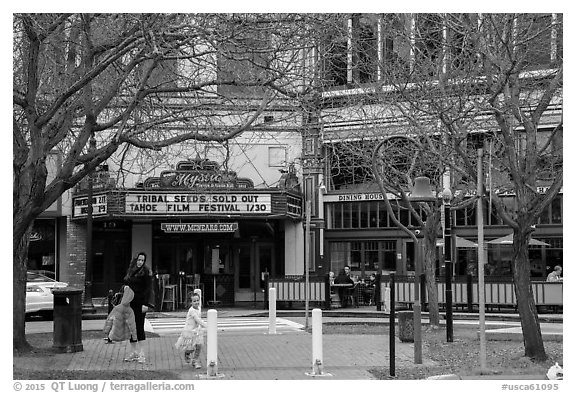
top-left (477, 147), bottom-right (487, 370)
top-left (82, 133), bottom-right (96, 313)
top-left (442, 189), bottom-right (454, 342)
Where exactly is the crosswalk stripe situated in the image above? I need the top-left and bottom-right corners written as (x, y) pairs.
top-left (145, 317), bottom-right (304, 335)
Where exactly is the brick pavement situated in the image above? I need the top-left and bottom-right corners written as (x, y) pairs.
top-left (18, 331), bottom-right (425, 380)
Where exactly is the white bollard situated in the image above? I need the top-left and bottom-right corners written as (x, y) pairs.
top-left (269, 287), bottom-right (277, 334)
top-left (312, 308), bottom-right (323, 374)
top-left (206, 309), bottom-right (218, 377)
top-left (194, 288), bottom-right (202, 313)
top-left (305, 308), bottom-right (331, 377)
top-left (383, 287), bottom-right (391, 313)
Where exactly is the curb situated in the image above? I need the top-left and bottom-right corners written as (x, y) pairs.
top-left (80, 308), bottom-right (563, 324)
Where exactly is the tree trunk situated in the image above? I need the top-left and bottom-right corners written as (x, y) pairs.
top-left (512, 228), bottom-right (547, 361)
top-left (13, 229), bottom-right (31, 352)
top-left (423, 222), bottom-right (440, 327)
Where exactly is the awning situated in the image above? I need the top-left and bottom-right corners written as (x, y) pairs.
top-left (436, 236), bottom-right (478, 248)
top-left (487, 233), bottom-right (549, 246)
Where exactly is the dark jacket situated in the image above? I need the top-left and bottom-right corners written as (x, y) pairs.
top-left (334, 270), bottom-right (354, 285)
top-left (124, 263), bottom-right (155, 309)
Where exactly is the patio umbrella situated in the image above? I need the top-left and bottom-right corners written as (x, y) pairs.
top-left (436, 236), bottom-right (478, 248)
top-left (487, 233), bottom-right (549, 246)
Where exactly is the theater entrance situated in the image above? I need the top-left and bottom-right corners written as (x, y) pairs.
top-left (235, 242), bottom-right (275, 302)
top-left (151, 221), bottom-right (282, 305)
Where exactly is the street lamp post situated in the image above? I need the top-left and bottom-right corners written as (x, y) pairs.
top-left (373, 136), bottom-right (435, 365)
top-left (408, 176), bottom-right (436, 364)
top-left (304, 199), bottom-right (311, 329)
top-left (442, 189), bottom-right (453, 342)
top-left (82, 133), bottom-right (96, 313)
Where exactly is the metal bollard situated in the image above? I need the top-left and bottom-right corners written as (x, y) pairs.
top-left (305, 308), bottom-right (332, 377)
top-left (383, 287), bottom-right (391, 313)
top-left (268, 288), bottom-right (277, 334)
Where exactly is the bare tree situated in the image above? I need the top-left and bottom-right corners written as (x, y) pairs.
top-left (317, 14), bottom-right (449, 328)
top-left (349, 13), bottom-right (562, 360)
top-left (317, 14), bottom-right (562, 360)
top-left (13, 13), bottom-right (322, 351)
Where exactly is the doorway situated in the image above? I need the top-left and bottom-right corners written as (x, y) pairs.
top-left (153, 239), bottom-right (199, 276)
top-left (234, 242), bottom-right (275, 302)
top-left (92, 229), bottom-right (131, 296)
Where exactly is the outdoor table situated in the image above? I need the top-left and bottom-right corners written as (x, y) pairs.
top-left (331, 283), bottom-right (356, 307)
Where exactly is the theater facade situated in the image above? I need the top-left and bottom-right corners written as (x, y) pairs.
top-left (67, 158), bottom-right (304, 305)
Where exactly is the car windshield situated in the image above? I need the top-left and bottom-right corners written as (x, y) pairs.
top-left (27, 271), bottom-right (56, 283)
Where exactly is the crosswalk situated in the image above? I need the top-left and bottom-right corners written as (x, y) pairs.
top-left (145, 316), bottom-right (304, 336)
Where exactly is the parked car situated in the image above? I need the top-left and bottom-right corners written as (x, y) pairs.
top-left (26, 271), bottom-right (68, 317)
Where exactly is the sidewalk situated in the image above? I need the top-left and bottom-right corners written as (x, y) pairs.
top-left (20, 331), bottom-right (417, 380)
top-left (18, 307), bottom-right (562, 380)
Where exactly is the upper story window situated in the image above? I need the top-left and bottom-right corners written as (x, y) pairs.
top-left (515, 14), bottom-right (563, 70)
top-left (326, 140), bottom-right (375, 190)
top-left (268, 146), bottom-right (287, 167)
top-left (320, 13), bottom-right (561, 90)
top-left (327, 200), bottom-right (427, 229)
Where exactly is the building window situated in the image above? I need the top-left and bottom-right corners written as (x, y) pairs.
top-left (27, 219), bottom-right (57, 274)
top-left (539, 195), bottom-right (562, 225)
top-left (551, 196), bottom-right (562, 224)
top-left (268, 146), bottom-right (286, 167)
top-left (303, 137), bottom-right (316, 155)
top-left (304, 177), bottom-right (316, 216)
top-left (515, 14), bottom-right (561, 70)
top-left (329, 240), bottom-right (397, 276)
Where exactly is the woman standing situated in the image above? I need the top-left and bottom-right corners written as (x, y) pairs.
top-left (123, 252), bottom-right (155, 359)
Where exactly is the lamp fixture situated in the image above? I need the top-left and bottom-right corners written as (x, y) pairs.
top-left (409, 177), bottom-right (436, 202)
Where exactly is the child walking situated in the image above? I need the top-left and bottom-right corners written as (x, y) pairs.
top-left (175, 292), bottom-right (206, 369)
top-left (103, 285), bottom-right (145, 363)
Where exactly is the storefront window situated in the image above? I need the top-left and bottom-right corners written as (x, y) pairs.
top-left (368, 201), bottom-right (378, 228)
top-left (398, 201), bottom-right (410, 226)
top-left (364, 241), bottom-right (379, 271)
top-left (379, 202), bottom-right (390, 227)
top-left (27, 219), bottom-right (56, 274)
top-left (350, 242), bottom-right (362, 269)
top-left (351, 203), bottom-right (361, 228)
top-left (542, 238), bottom-right (563, 276)
top-left (342, 204), bottom-right (351, 228)
top-left (330, 242), bottom-right (351, 274)
top-left (551, 196), bottom-right (562, 224)
top-left (329, 240), bottom-right (396, 276)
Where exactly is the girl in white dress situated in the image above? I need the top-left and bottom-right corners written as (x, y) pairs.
top-left (175, 292), bottom-right (206, 368)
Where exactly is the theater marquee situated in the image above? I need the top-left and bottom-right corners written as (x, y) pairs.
top-left (125, 192), bottom-right (271, 215)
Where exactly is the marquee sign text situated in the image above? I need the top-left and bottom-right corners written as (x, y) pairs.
top-left (125, 193), bottom-right (271, 215)
top-left (73, 194), bottom-right (108, 218)
top-left (161, 222), bottom-right (239, 233)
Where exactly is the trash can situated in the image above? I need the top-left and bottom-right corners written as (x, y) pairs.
top-left (398, 310), bottom-right (414, 342)
top-left (53, 288), bottom-right (83, 353)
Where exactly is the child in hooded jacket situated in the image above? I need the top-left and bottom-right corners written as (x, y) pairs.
top-left (175, 292), bottom-right (206, 369)
top-left (103, 285), bottom-right (144, 363)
